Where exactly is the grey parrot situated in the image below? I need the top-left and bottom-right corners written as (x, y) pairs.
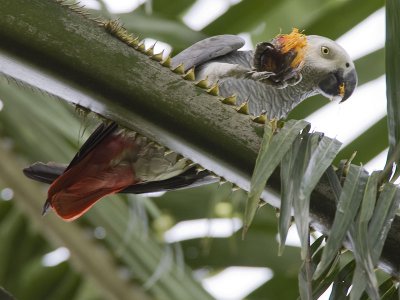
top-left (171, 32), bottom-right (357, 119)
top-left (23, 31), bottom-right (357, 220)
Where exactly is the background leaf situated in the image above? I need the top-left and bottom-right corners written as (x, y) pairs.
top-left (245, 120), bottom-right (309, 233)
top-left (314, 165), bottom-right (368, 279)
top-left (349, 171), bottom-right (380, 300)
top-left (384, 0), bottom-right (400, 181)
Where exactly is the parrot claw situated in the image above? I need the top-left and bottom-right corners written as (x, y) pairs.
top-left (42, 199), bottom-right (51, 216)
top-left (286, 73), bottom-right (303, 86)
top-left (246, 70), bottom-right (274, 81)
top-left (273, 81), bottom-right (289, 89)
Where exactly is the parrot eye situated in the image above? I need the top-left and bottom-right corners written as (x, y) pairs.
top-left (321, 46), bottom-right (330, 55)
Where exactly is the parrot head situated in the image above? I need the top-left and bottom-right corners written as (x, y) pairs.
top-left (253, 29), bottom-right (357, 103)
top-left (304, 35), bottom-right (357, 102)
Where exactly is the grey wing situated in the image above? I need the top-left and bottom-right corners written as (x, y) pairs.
top-left (171, 35), bottom-right (245, 72)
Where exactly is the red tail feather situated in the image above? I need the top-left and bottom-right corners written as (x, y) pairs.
top-left (50, 184), bottom-right (126, 221)
top-left (47, 130), bottom-right (138, 221)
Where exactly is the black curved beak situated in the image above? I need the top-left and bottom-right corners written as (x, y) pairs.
top-left (318, 68), bottom-right (357, 103)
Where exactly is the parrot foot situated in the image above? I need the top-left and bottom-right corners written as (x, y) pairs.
top-left (253, 36), bottom-right (306, 88)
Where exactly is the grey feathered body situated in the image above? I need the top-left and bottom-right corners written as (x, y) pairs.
top-left (196, 51), bottom-right (318, 119)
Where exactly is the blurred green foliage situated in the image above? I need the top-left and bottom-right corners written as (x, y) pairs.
top-left (0, 0), bottom-right (393, 299)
